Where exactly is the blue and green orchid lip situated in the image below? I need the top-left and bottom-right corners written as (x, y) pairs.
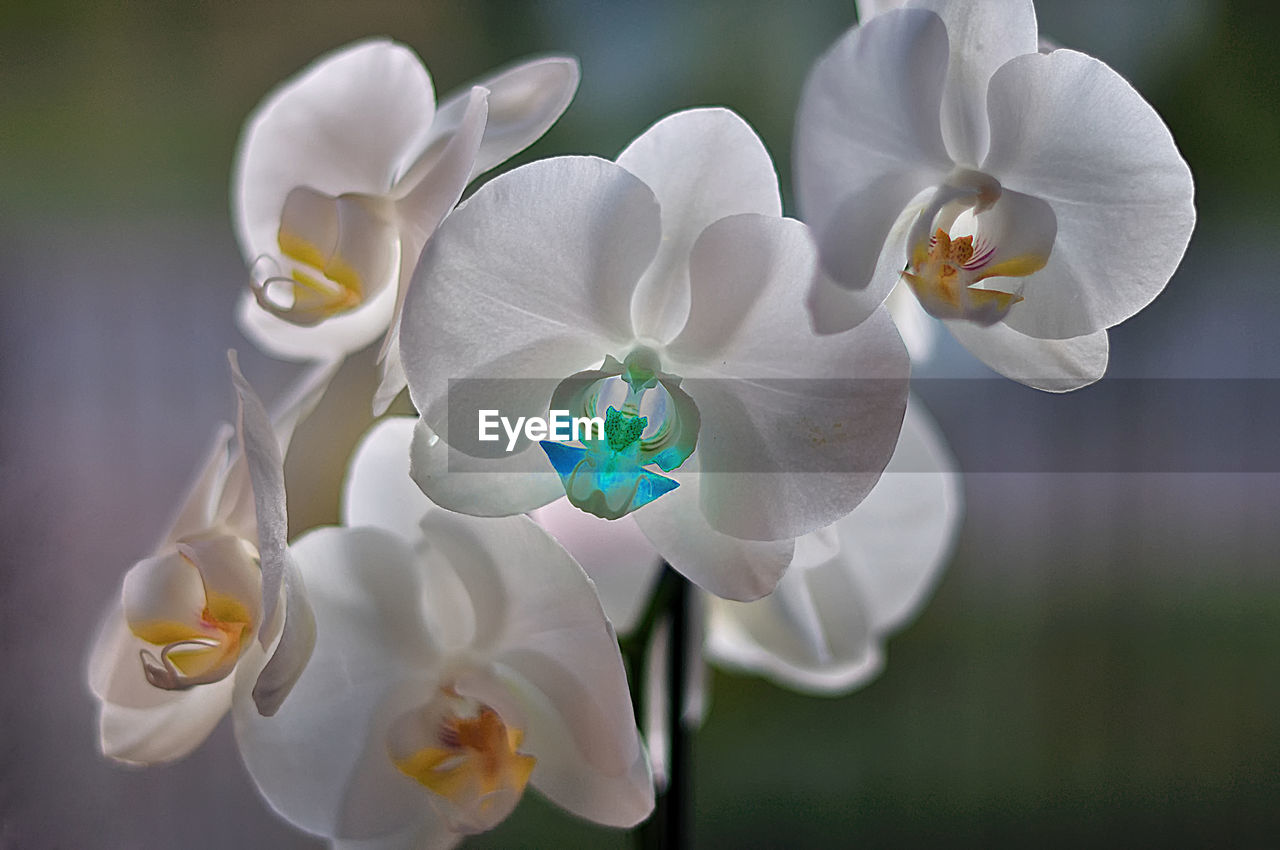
top-left (540, 348), bottom-right (700, 520)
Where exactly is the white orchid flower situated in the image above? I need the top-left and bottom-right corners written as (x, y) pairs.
top-left (233, 417), bottom-right (653, 847)
top-left (795, 0), bottom-right (1195, 391)
top-left (534, 396), bottom-right (960, 696)
top-left (87, 354), bottom-right (332, 764)
top-left (401, 107), bottom-right (910, 602)
top-left (232, 38), bottom-right (580, 411)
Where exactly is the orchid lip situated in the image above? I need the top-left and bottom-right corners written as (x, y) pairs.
top-left (388, 689), bottom-right (536, 834)
top-left (250, 187), bottom-right (400, 326)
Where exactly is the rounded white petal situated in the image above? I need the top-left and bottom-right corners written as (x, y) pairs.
top-left (409, 418), bottom-right (564, 517)
top-left (631, 455), bottom-right (795, 602)
top-left (617, 107), bottom-right (782, 342)
top-left (911, 0), bottom-right (1040, 165)
top-left (232, 39), bottom-right (435, 263)
top-left (401, 156), bottom-right (659, 439)
top-left (344, 416), bottom-right (436, 540)
top-left (233, 527), bottom-right (436, 841)
top-left (982, 49), bottom-right (1196, 339)
top-left (794, 7), bottom-right (952, 281)
top-left (529, 497), bottom-right (663, 633)
top-left (667, 215), bottom-right (910, 541)
top-left (946, 320), bottom-right (1109, 392)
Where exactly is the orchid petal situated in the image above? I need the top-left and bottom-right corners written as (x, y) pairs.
top-left (121, 550), bottom-right (207, 636)
top-left (838, 396), bottom-right (961, 632)
top-left (982, 49), bottom-right (1196, 339)
top-left (810, 170), bottom-right (935, 305)
top-left (373, 86), bottom-right (491, 414)
top-left (618, 108), bottom-right (781, 343)
top-left (161, 423), bottom-right (233, 547)
top-left (401, 156), bottom-right (659, 444)
top-left (794, 7), bottom-right (951, 275)
top-left (233, 527), bottom-right (434, 841)
top-left (344, 417), bottom-right (435, 540)
top-left (632, 455), bottom-right (794, 602)
top-left (251, 556), bottom-right (316, 717)
top-left (233, 39), bottom-right (434, 266)
top-left (228, 352), bottom-right (288, 648)
top-left (910, 0), bottom-right (1039, 165)
top-left (668, 215), bottom-right (910, 541)
top-left (409, 419), bottom-right (565, 517)
top-left (946, 320), bottom-right (1109, 391)
top-left (529, 498), bottom-right (664, 633)
top-left (417, 56), bottom-right (580, 181)
top-left (886, 281), bottom-right (938, 362)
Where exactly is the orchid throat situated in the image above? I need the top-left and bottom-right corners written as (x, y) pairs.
top-left (540, 347), bottom-right (699, 520)
top-left (902, 169), bottom-right (1055, 326)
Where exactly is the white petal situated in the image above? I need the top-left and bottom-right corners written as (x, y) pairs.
top-left (232, 39), bottom-right (434, 265)
top-left (794, 7), bottom-right (952, 276)
top-left (373, 86), bottom-right (491, 414)
top-left (121, 549), bottom-right (206, 634)
top-left (667, 215), bottom-right (910, 541)
top-left (886, 280), bottom-right (939, 362)
top-left (838, 395), bottom-right (961, 632)
top-left (401, 156), bottom-right (659, 439)
top-left (617, 108), bottom-right (781, 342)
top-left (982, 49), bottom-right (1196, 339)
top-left (631, 455), bottom-right (794, 602)
top-left (529, 498), bottom-right (663, 633)
top-left (705, 598), bottom-right (884, 695)
top-left (409, 419), bottom-right (564, 517)
top-left (251, 556), bottom-right (316, 717)
top-left (229, 352), bottom-right (288, 647)
top-left (946, 320), bottom-right (1109, 391)
top-left (161, 423), bottom-right (234, 546)
top-left (344, 416), bottom-right (436, 540)
top-left (909, 0), bottom-right (1039, 165)
top-left (812, 170), bottom-right (936, 304)
top-left (233, 527), bottom-right (435, 841)
top-left (416, 56), bottom-right (580, 181)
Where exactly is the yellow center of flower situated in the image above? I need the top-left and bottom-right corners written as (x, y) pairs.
top-left (393, 706), bottom-right (537, 814)
top-left (250, 187), bottom-right (399, 326)
top-left (130, 590), bottom-right (254, 689)
top-left (902, 228), bottom-right (1026, 324)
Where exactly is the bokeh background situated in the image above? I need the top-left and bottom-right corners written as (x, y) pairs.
top-left (3, 0), bottom-right (1278, 847)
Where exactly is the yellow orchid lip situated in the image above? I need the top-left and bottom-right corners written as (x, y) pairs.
top-left (124, 536), bottom-right (262, 691)
top-left (250, 187), bottom-right (399, 326)
top-left (390, 695), bottom-right (536, 833)
top-left (903, 228), bottom-right (1035, 326)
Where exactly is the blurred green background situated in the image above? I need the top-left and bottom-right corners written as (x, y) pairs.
top-left (2, 1), bottom-right (1278, 847)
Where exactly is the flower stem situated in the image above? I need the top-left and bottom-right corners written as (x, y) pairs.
top-left (625, 563), bottom-right (692, 849)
